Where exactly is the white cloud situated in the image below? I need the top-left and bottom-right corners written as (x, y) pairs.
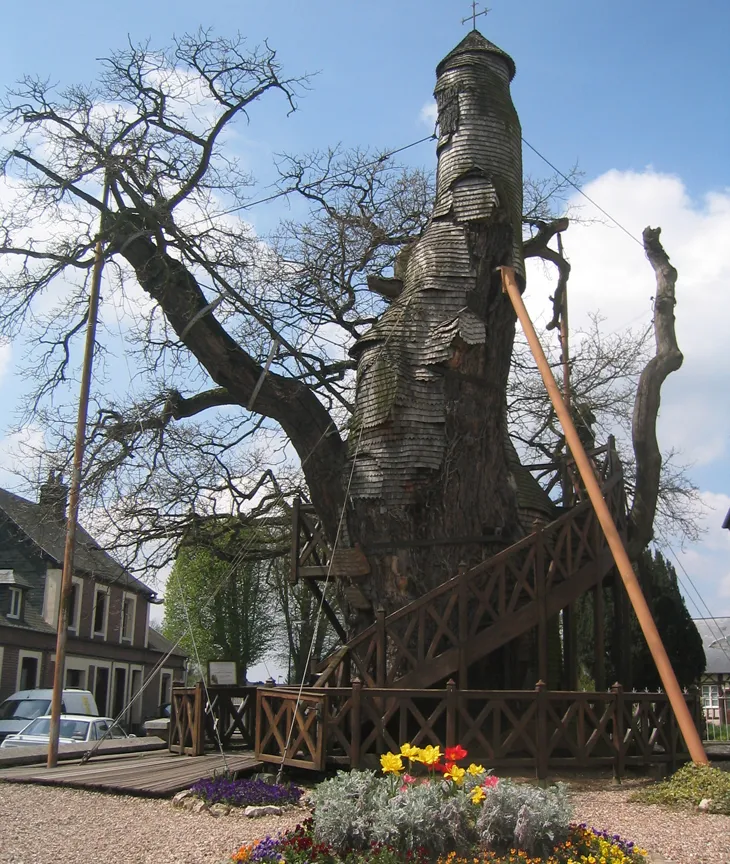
top-left (523, 169), bottom-right (730, 614)
top-left (420, 100), bottom-right (438, 128)
top-left (0, 344), bottom-right (10, 384)
top-left (524, 169), bottom-right (730, 469)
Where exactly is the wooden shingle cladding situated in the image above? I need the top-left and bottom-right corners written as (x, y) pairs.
top-left (348, 32), bottom-right (531, 512)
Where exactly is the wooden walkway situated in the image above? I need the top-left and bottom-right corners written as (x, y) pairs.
top-left (0, 735), bottom-right (167, 768)
top-left (0, 749), bottom-right (261, 797)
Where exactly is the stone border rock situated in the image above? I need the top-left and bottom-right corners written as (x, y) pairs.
top-left (171, 788), bottom-right (305, 819)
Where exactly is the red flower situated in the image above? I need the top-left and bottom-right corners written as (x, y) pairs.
top-left (431, 760), bottom-right (448, 773)
top-left (444, 744), bottom-right (468, 762)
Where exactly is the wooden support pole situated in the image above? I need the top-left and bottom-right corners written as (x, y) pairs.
top-left (48, 178), bottom-right (109, 769)
top-left (501, 266), bottom-right (708, 765)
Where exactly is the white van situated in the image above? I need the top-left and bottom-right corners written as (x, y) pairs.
top-left (0, 689), bottom-right (99, 742)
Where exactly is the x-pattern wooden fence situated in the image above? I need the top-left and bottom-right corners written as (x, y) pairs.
top-left (169, 684), bottom-right (257, 756)
top-left (255, 680), bottom-right (699, 779)
top-left (316, 445), bottom-right (625, 691)
top-left (255, 688), bottom-right (327, 770)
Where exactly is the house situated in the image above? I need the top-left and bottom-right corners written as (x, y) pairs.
top-left (693, 617), bottom-right (730, 730)
top-left (0, 472), bottom-right (186, 728)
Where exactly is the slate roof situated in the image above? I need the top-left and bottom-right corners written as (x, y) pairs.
top-left (436, 30), bottom-right (517, 81)
top-left (0, 569), bottom-right (33, 588)
top-left (148, 626), bottom-right (188, 659)
top-left (693, 617), bottom-right (730, 676)
top-left (0, 487), bottom-right (156, 599)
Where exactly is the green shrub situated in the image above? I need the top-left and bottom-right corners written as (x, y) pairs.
top-left (631, 762), bottom-right (730, 814)
top-left (476, 780), bottom-right (573, 857)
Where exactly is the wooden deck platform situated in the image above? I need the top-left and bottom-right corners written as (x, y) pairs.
top-left (0, 749), bottom-right (262, 797)
top-left (0, 735), bottom-right (167, 768)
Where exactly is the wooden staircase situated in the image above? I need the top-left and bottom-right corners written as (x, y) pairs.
top-left (312, 442), bottom-right (627, 691)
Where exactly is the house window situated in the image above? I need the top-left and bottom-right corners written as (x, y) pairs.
top-left (121, 594), bottom-right (136, 643)
top-left (67, 578), bottom-right (82, 632)
top-left (18, 653), bottom-right (41, 690)
top-left (8, 587), bottom-right (22, 619)
top-left (66, 667), bottom-right (85, 689)
top-left (702, 685), bottom-right (720, 709)
top-left (93, 587), bottom-right (108, 638)
top-left (160, 669), bottom-right (173, 708)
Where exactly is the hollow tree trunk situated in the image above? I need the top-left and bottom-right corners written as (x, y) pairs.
top-left (343, 32), bottom-right (525, 618)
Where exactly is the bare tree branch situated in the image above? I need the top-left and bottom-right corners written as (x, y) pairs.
top-left (628, 226), bottom-right (684, 558)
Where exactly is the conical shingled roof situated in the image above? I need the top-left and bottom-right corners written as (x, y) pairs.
top-left (436, 29), bottom-right (516, 81)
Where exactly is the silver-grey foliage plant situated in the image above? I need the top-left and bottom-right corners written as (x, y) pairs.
top-left (311, 770), bottom-right (389, 852)
top-left (476, 780), bottom-right (573, 856)
top-left (370, 780), bottom-right (476, 856)
top-left (311, 771), bottom-right (475, 856)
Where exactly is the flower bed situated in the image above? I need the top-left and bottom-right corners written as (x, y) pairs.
top-left (191, 775), bottom-right (303, 808)
top-left (229, 743), bottom-right (647, 864)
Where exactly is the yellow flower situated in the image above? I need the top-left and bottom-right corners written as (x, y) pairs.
top-left (470, 785), bottom-right (486, 804)
top-left (400, 742), bottom-right (421, 760)
top-left (380, 751), bottom-right (404, 774)
top-left (445, 763), bottom-right (466, 785)
top-left (467, 763), bottom-right (485, 775)
top-left (419, 744), bottom-right (442, 766)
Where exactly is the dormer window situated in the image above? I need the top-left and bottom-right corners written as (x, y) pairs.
top-left (1, 570), bottom-right (30, 621)
top-left (8, 586), bottom-right (22, 619)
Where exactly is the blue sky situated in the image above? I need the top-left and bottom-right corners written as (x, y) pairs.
top-left (1, 1), bottom-right (729, 655)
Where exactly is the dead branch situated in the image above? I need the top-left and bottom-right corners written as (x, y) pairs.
top-left (628, 226), bottom-right (684, 559)
top-left (523, 217), bottom-right (571, 330)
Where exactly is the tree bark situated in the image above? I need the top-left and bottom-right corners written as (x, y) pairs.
top-left (628, 227), bottom-right (683, 559)
top-left (112, 225), bottom-right (348, 539)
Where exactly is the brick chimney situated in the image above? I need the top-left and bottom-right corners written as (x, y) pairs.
top-left (39, 469), bottom-right (69, 522)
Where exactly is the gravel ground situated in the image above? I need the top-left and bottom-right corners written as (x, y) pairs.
top-left (573, 784), bottom-right (730, 864)
top-left (0, 784), bottom-right (306, 864)
top-left (0, 780), bottom-right (728, 864)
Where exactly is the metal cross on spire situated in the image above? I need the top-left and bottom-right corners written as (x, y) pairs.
top-left (462, 1), bottom-right (490, 29)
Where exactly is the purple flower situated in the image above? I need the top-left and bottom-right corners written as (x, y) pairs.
top-left (191, 776), bottom-right (303, 808)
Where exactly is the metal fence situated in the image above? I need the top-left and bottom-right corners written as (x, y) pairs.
top-left (701, 685), bottom-right (730, 743)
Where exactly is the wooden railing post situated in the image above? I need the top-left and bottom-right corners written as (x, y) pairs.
top-left (536, 680), bottom-right (548, 784)
top-left (534, 528), bottom-right (549, 685)
top-left (194, 681), bottom-right (205, 756)
top-left (457, 563), bottom-right (469, 688)
top-left (612, 682), bottom-right (625, 783)
top-left (376, 607), bottom-right (387, 687)
top-left (446, 679), bottom-right (458, 748)
top-left (351, 678), bottom-right (362, 769)
top-left (669, 691), bottom-right (678, 774)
